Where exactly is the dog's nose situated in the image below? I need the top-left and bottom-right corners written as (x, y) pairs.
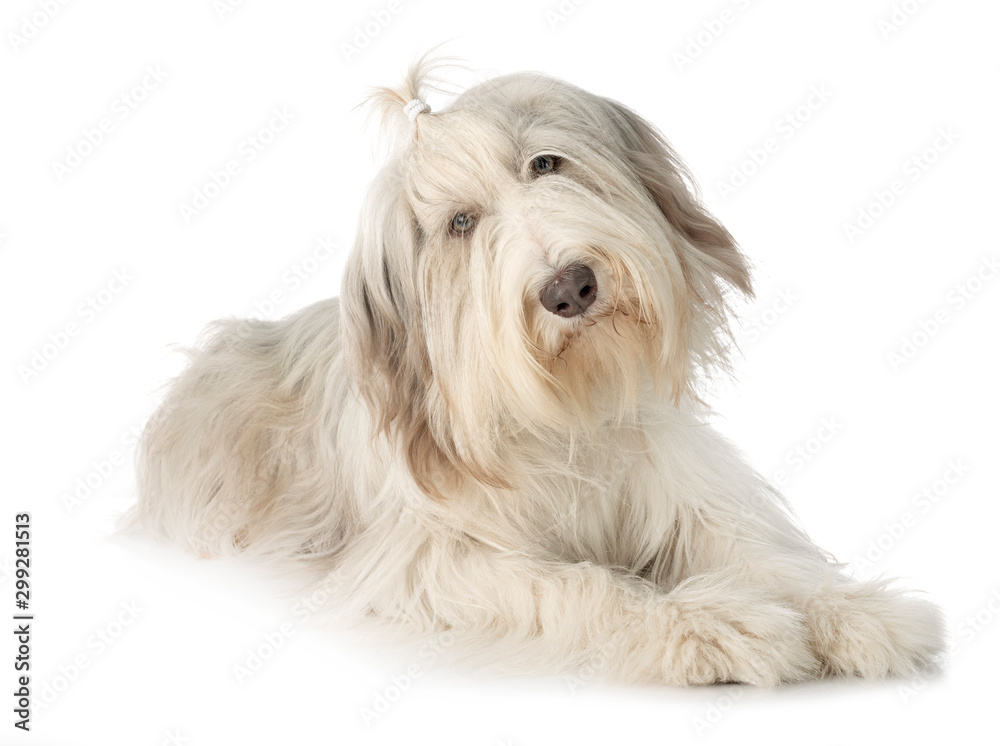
top-left (539, 264), bottom-right (597, 318)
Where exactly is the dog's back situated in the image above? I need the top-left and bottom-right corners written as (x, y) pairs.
top-left (128, 298), bottom-right (354, 562)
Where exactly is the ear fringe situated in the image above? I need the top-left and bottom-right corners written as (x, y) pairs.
top-left (359, 48), bottom-right (468, 154)
top-left (606, 100), bottom-right (754, 300)
top-left (594, 97), bottom-right (756, 399)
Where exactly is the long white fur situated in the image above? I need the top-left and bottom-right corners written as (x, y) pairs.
top-left (128, 59), bottom-right (944, 685)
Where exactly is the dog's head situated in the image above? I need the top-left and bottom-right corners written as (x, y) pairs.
top-left (342, 59), bottom-right (752, 494)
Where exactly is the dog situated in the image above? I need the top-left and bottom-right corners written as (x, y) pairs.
top-left (130, 58), bottom-right (944, 686)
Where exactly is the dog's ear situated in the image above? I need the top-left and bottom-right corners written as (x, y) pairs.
top-left (343, 53), bottom-right (505, 498)
top-left (597, 98), bottom-right (753, 401)
top-left (341, 163), bottom-right (429, 464)
top-left (603, 100), bottom-right (753, 298)
top-left (342, 163), bottom-right (483, 499)
top-left (342, 51), bottom-right (443, 409)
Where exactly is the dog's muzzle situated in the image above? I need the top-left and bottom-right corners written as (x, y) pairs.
top-left (539, 264), bottom-right (597, 318)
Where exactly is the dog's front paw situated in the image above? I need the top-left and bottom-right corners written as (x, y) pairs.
top-left (660, 594), bottom-right (820, 686)
top-left (804, 580), bottom-right (945, 678)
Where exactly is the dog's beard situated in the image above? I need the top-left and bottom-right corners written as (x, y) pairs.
top-left (523, 249), bottom-right (664, 426)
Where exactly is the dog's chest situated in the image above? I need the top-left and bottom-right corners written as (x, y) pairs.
top-left (517, 439), bottom-right (662, 571)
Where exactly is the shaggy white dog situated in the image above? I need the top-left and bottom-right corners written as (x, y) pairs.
top-left (131, 60), bottom-right (943, 685)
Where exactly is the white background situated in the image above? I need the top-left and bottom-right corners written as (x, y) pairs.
top-left (3, 0), bottom-right (999, 743)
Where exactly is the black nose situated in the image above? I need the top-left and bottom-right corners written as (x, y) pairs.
top-left (539, 264), bottom-right (597, 318)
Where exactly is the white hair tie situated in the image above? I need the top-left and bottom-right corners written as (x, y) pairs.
top-left (403, 98), bottom-right (430, 122)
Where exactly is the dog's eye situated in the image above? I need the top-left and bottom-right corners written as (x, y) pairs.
top-left (450, 212), bottom-right (475, 235)
top-left (531, 154), bottom-right (560, 175)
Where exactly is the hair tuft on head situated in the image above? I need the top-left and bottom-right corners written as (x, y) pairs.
top-left (359, 48), bottom-right (467, 152)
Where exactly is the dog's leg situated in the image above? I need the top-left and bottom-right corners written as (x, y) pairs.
top-left (680, 543), bottom-right (942, 678)
top-left (796, 575), bottom-right (945, 678)
top-left (626, 412), bottom-right (946, 680)
top-left (715, 554), bottom-right (943, 679)
top-left (367, 534), bottom-right (819, 686)
top-left (644, 477), bottom-right (945, 679)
